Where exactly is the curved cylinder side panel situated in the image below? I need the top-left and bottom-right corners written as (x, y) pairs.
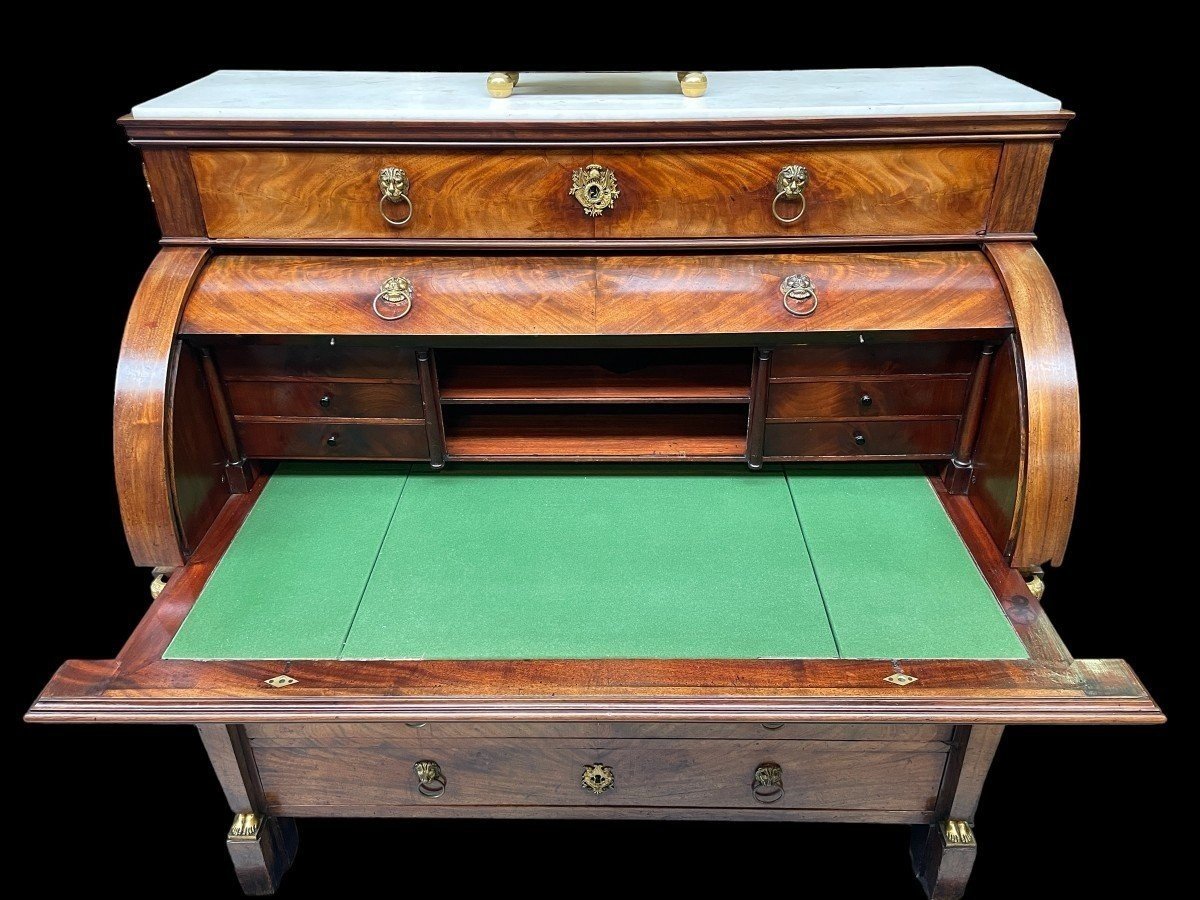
top-left (982, 243), bottom-right (1080, 568)
top-left (114, 247), bottom-right (211, 567)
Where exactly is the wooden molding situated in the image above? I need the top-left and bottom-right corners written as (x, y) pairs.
top-left (113, 246), bottom-right (210, 567)
top-left (139, 147), bottom-right (206, 237)
top-left (984, 243), bottom-right (1080, 567)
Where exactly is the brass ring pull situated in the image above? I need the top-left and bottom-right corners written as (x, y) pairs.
top-left (772, 164), bottom-right (809, 225)
top-left (752, 763), bottom-right (784, 803)
top-left (373, 276), bottom-right (413, 321)
top-left (780, 274), bottom-right (819, 317)
top-left (379, 166), bottom-right (413, 227)
top-left (414, 760), bottom-right (446, 798)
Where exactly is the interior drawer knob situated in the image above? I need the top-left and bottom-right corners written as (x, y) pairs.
top-left (373, 275), bottom-right (414, 321)
top-left (752, 763), bottom-right (785, 803)
top-left (859, 393), bottom-right (872, 408)
top-left (319, 394), bottom-right (331, 408)
top-left (780, 274), bottom-right (819, 317)
top-left (853, 430), bottom-right (867, 446)
top-left (414, 760), bottom-right (446, 798)
top-left (379, 166), bottom-right (413, 226)
top-left (326, 433), bottom-right (339, 447)
top-left (772, 164), bottom-right (809, 224)
top-left (570, 164), bottom-right (619, 217)
top-left (581, 763), bottom-right (615, 795)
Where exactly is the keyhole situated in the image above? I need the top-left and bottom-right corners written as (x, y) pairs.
top-left (586, 183), bottom-right (601, 200)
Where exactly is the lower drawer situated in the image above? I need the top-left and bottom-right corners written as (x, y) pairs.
top-left (764, 419), bottom-right (959, 459)
top-left (237, 420), bottom-right (429, 459)
top-left (227, 381), bottom-right (424, 419)
top-left (253, 737), bottom-right (947, 813)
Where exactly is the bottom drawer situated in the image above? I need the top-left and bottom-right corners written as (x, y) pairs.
top-left (764, 419), bottom-right (959, 459)
top-left (253, 737), bottom-right (947, 814)
top-left (237, 420), bottom-right (429, 459)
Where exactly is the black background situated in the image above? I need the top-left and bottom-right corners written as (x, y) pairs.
top-left (13, 31), bottom-right (1173, 898)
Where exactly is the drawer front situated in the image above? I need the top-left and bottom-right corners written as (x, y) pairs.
top-left (764, 420), bottom-right (959, 459)
top-left (215, 343), bottom-right (419, 381)
top-left (237, 420), bottom-right (428, 459)
top-left (771, 343), bottom-right (980, 378)
top-left (190, 144), bottom-right (1000, 241)
top-left (253, 738), bottom-right (947, 812)
top-left (767, 378), bottom-right (968, 419)
top-left (227, 381), bottom-right (424, 419)
top-left (592, 144), bottom-right (1001, 238)
top-left (247, 722), bottom-right (953, 744)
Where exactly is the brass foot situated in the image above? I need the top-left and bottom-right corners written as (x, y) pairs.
top-left (677, 71), bottom-right (708, 97)
top-left (149, 567), bottom-right (173, 600)
top-left (486, 71), bottom-right (519, 98)
top-left (225, 813), bottom-right (298, 895)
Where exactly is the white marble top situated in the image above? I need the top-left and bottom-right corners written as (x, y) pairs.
top-left (131, 68), bottom-right (1060, 121)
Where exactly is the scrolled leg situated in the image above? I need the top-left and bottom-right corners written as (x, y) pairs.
top-left (911, 820), bottom-right (977, 900)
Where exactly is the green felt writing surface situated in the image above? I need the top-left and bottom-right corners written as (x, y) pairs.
top-left (784, 463), bottom-right (1026, 659)
top-left (341, 465), bottom-right (837, 659)
top-left (164, 462), bottom-right (411, 660)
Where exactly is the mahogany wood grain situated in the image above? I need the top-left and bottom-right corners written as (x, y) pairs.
top-left (191, 149), bottom-right (591, 239)
top-left (114, 246), bottom-right (210, 567)
top-left (139, 147), bottom-right (205, 236)
top-left (767, 378), bottom-right (968, 419)
top-left (944, 344), bottom-right (998, 493)
top-left (214, 342), bottom-right (418, 382)
top-left (969, 337), bottom-right (1025, 557)
top-left (254, 738), bottom-right (945, 812)
top-left (443, 404), bottom-right (748, 460)
top-left (763, 419), bottom-right (959, 459)
top-left (416, 350), bottom-right (446, 469)
top-left (437, 348), bottom-right (752, 403)
top-left (596, 252), bottom-right (1010, 338)
top-left (121, 111), bottom-right (1074, 143)
top-left (985, 243), bottom-right (1079, 567)
top-left (245, 722), bottom-right (954, 744)
top-left (184, 256), bottom-right (598, 338)
top-left (237, 419), bottom-right (428, 460)
top-left (197, 347), bottom-right (245, 466)
top-left (168, 343), bottom-right (230, 552)
top-left (746, 348), bottom-right (771, 469)
top-left (593, 144), bottom-right (1000, 238)
top-left (986, 141), bottom-right (1055, 234)
top-left (226, 381), bottom-right (423, 419)
top-left (770, 342), bottom-right (980, 378)
top-left (198, 724), bottom-right (270, 811)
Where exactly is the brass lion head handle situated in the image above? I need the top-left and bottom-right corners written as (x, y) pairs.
top-left (780, 273), bottom-right (819, 317)
top-left (752, 762), bottom-right (784, 803)
top-left (379, 166), bottom-right (413, 227)
top-left (373, 275), bottom-right (414, 321)
top-left (570, 164), bottom-right (619, 217)
top-left (414, 760), bottom-right (446, 798)
top-left (772, 164), bottom-right (810, 225)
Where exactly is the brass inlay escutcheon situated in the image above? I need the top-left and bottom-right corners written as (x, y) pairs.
top-left (570, 164), bottom-right (619, 217)
top-left (373, 275), bottom-right (414, 321)
top-left (228, 813), bottom-right (262, 840)
top-left (263, 675), bottom-right (298, 688)
top-left (780, 274), bottom-right (819, 317)
top-left (378, 166), bottom-right (413, 226)
top-left (752, 763), bottom-right (784, 803)
top-left (773, 164), bottom-right (809, 224)
top-left (581, 763), bottom-right (615, 795)
top-left (884, 673), bottom-right (918, 686)
top-left (414, 760), bottom-right (447, 798)
top-left (943, 820), bottom-right (976, 845)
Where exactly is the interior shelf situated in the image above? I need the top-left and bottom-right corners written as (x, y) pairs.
top-left (442, 403), bottom-right (749, 459)
top-left (437, 348), bottom-right (752, 404)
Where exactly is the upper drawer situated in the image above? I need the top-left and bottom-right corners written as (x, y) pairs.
top-left (180, 251), bottom-right (1012, 340)
top-left (188, 144), bottom-right (1001, 241)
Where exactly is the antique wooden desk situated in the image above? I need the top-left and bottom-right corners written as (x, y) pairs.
top-left (27, 69), bottom-right (1162, 898)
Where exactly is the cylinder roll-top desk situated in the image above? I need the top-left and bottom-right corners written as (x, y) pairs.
top-left (27, 69), bottom-right (1162, 898)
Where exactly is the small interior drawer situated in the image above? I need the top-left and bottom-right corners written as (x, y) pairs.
top-left (764, 420), bottom-right (959, 459)
top-left (214, 343), bottom-right (419, 382)
top-left (767, 378), bottom-right (969, 419)
top-left (237, 420), bottom-right (429, 459)
top-left (227, 381), bottom-right (424, 419)
top-left (770, 343), bottom-right (980, 378)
